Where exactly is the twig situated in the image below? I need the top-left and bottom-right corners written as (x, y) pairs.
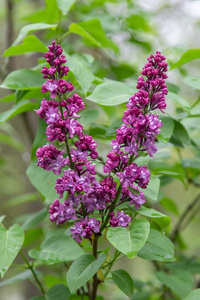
top-left (20, 251), bottom-right (46, 295)
top-left (171, 193), bottom-right (200, 242)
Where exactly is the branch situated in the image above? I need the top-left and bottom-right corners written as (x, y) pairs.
top-left (171, 193), bottom-right (200, 242)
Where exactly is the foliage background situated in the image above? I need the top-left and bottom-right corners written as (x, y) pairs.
top-left (0, 0), bottom-right (200, 299)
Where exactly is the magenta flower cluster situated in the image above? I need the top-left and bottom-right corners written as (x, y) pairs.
top-left (104, 51), bottom-right (168, 208)
top-left (35, 43), bottom-right (168, 243)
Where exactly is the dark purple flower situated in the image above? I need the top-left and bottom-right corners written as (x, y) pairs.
top-left (70, 216), bottom-right (100, 243)
top-left (46, 153), bottom-right (68, 175)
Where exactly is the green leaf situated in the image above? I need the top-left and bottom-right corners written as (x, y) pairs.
top-left (138, 229), bottom-right (175, 262)
top-left (67, 253), bottom-right (106, 293)
top-left (0, 100), bottom-right (37, 124)
top-left (130, 206), bottom-right (171, 231)
top-left (22, 208), bottom-right (47, 231)
top-left (0, 93), bottom-right (15, 102)
top-left (170, 49), bottom-right (200, 69)
top-left (0, 215), bottom-right (5, 224)
top-left (69, 20), bottom-right (117, 56)
top-left (156, 271), bottom-right (194, 299)
top-left (182, 289), bottom-right (200, 300)
top-left (26, 161), bottom-right (59, 202)
top-left (77, 19), bottom-right (118, 53)
top-left (79, 109), bottom-right (99, 126)
top-left (157, 115), bottom-right (175, 144)
top-left (87, 81), bottom-right (135, 106)
top-left (3, 35), bottom-right (48, 57)
top-left (183, 76), bottom-right (200, 90)
top-left (0, 224), bottom-right (24, 277)
top-left (106, 118), bottom-right (123, 137)
top-left (167, 92), bottom-right (190, 113)
top-left (66, 53), bottom-right (94, 94)
top-left (112, 269), bottom-right (134, 297)
top-left (29, 230), bottom-right (85, 264)
top-left (24, 228), bottom-right (43, 247)
top-left (56, 0), bottom-right (76, 16)
top-left (143, 175), bottom-right (160, 201)
top-left (13, 23), bottom-right (57, 46)
top-left (44, 274), bottom-right (66, 288)
top-left (69, 23), bottom-right (107, 54)
top-left (149, 161), bottom-right (185, 184)
top-left (111, 63), bottom-right (136, 80)
top-left (30, 118), bottom-right (47, 160)
top-left (169, 120), bottom-right (191, 148)
top-left (128, 186), bottom-right (141, 195)
top-left (26, 0), bottom-right (59, 23)
top-left (160, 195), bottom-right (179, 215)
top-left (0, 69), bottom-right (45, 90)
top-left (107, 219), bottom-right (150, 258)
top-left (88, 124), bottom-right (107, 138)
top-left (47, 284), bottom-right (70, 300)
top-left (0, 270), bottom-right (34, 286)
top-left (7, 193), bottom-right (38, 207)
top-left (165, 260), bottom-right (200, 274)
top-left (182, 158), bottom-right (200, 170)
top-left (126, 14), bottom-right (153, 33)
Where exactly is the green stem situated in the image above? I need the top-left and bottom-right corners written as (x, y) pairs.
top-left (81, 202), bottom-right (87, 218)
top-left (58, 31), bottom-right (71, 44)
top-left (103, 250), bottom-right (121, 280)
top-left (20, 251), bottom-right (45, 295)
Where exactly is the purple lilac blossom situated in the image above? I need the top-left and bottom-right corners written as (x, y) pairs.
top-left (103, 51), bottom-right (168, 208)
top-left (36, 144), bottom-right (67, 175)
top-left (71, 216), bottom-right (100, 243)
top-left (109, 211), bottom-right (131, 227)
top-left (36, 43), bottom-right (168, 242)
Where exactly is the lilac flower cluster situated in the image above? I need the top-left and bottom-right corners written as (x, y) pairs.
top-left (109, 211), bottom-right (131, 227)
top-left (104, 51), bottom-right (168, 209)
top-left (35, 43), bottom-right (168, 243)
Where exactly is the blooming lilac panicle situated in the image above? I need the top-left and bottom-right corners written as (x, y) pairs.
top-left (104, 51), bottom-right (168, 208)
top-left (36, 43), bottom-right (168, 243)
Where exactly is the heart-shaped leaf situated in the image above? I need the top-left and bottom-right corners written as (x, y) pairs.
top-left (107, 219), bottom-right (150, 258)
top-left (0, 224), bottom-right (24, 277)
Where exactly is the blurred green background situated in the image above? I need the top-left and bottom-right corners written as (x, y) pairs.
top-left (0, 0), bottom-right (200, 299)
